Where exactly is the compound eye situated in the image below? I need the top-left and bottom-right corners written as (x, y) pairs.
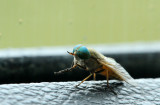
top-left (73, 44), bottom-right (82, 53)
top-left (77, 46), bottom-right (90, 59)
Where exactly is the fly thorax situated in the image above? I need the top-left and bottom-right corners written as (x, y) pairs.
top-left (74, 55), bottom-right (101, 72)
top-left (84, 57), bottom-right (101, 71)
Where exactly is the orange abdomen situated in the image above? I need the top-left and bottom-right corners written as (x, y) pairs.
top-left (98, 66), bottom-right (123, 81)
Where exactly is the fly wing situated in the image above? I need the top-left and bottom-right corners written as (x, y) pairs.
top-left (88, 48), bottom-right (136, 86)
top-left (97, 57), bottom-right (136, 86)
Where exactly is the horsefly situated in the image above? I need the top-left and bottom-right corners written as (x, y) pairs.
top-left (54, 44), bottom-right (136, 95)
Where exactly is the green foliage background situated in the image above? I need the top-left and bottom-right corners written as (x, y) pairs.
top-left (0, 0), bottom-right (160, 48)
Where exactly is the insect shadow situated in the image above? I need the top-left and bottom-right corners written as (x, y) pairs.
top-left (75, 81), bottom-right (124, 95)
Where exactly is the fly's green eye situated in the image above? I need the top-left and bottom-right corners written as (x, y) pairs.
top-left (76, 46), bottom-right (91, 59)
top-left (73, 44), bottom-right (82, 53)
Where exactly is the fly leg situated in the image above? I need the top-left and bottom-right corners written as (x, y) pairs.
top-left (75, 64), bottom-right (94, 87)
top-left (93, 73), bottom-right (96, 80)
top-left (77, 63), bottom-right (97, 81)
top-left (54, 61), bottom-right (77, 75)
top-left (75, 73), bottom-right (92, 87)
top-left (106, 69), bottom-right (117, 95)
top-left (93, 66), bottom-right (104, 80)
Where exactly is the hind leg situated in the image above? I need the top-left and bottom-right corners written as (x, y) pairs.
top-left (106, 69), bottom-right (117, 95)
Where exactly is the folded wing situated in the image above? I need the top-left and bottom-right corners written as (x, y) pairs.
top-left (98, 57), bottom-right (136, 86)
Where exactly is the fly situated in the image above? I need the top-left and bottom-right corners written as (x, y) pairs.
top-left (54, 44), bottom-right (136, 95)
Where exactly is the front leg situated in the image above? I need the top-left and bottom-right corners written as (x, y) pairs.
top-left (54, 62), bottom-right (77, 75)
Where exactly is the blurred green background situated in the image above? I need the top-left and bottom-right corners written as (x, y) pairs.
top-left (0, 0), bottom-right (160, 48)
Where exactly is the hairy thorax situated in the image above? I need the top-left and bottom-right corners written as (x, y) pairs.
top-left (74, 55), bottom-right (101, 73)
